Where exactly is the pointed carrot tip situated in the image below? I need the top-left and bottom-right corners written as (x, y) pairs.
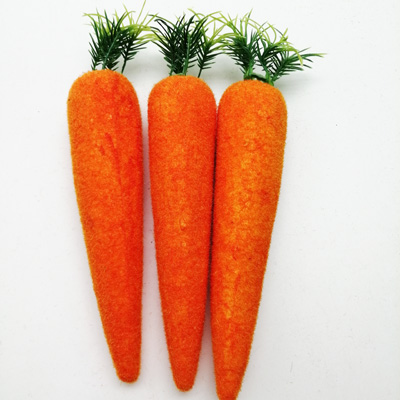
top-left (116, 368), bottom-right (140, 384)
top-left (216, 384), bottom-right (241, 400)
top-left (172, 370), bottom-right (196, 392)
top-left (115, 360), bottom-right (140, 383)
top-left (167, 344), bottom-right (202, 392)
top-left (215, 369), bottom-right (244, 400)
top-left (175, 382), bottom-right (194, 392)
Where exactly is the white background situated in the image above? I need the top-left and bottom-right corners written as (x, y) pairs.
top-left (1, 0), bottom-right (399, 399)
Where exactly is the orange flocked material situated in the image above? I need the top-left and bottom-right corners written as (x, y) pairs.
top-left (211, 80), bottom-right (287, 400)
top-left (67, 69), bottom-right (143, 383)
top-left (148, 75), bottom-right (216, 391)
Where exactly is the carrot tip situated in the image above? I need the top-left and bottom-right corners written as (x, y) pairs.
top-left (176, 383), bottom-right (194, 392)
top-left (170, 365), bottom-right (196, 391)
top-left (216, 383), bottom-right (242, 400)
top-left (174, 377), bottom-right (195, 392)
top-left (116, 368), bottom-right (140, 384)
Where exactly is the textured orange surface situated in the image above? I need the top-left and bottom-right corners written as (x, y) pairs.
top-left (67, 69), bottom-right (143, 383)
top-left (148, 75), bottom-right (216, 391)
top-left (211, 80), bottom-right (287, 400)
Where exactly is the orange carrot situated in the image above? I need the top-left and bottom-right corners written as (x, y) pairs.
top-left (148, 14), bottom-right (219, 390)
top-left (68, 68), bottom-right (143, 382)
top-left (67, 9), bottom-right (153, 382)
top-left (211, 79), bottom-right (286, 399)
top-left (210, 14), bottom-right (322, 399)
top-left (148, 74), bottom-right (216, 390)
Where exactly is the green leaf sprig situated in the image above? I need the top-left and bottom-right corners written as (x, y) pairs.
top-left (85, 2), bottom-right (155, 73)
top-left (188, 11), bottom-right (231, 77)
top-left (151, 11), bottom-right (228, 77)
top-left (217, 12), bottom-right (323, 85)
top-left (151, 14), bottom-right (206, 76)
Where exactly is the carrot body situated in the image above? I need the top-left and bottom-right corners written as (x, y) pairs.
top-left (148, 75), bottom-right (216, 391)
top-left (211, 80), bottom-right (287, 400)
top-left (67, 69), bottom-right (143, 382)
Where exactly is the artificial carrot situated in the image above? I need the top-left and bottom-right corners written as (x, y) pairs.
top-left (67, 9), bottom-right (153, 382)
top-left (210, 14), bottom-right (322, 400)
top-left (148, 13), bottom-right (222, 391)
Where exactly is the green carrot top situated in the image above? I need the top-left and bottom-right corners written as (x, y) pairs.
top-left (84, 6), bottom-right (322, 80)
top-left (85, 3), bottom-right (155, 73)
top-left (150, 11), bottom-right (228, 77)
top-left (217, 12), bottom-right (323, 85)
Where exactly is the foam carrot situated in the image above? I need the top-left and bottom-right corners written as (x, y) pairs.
top-left (67, 8), bottom-right (154, 382)
top-left (210, 14), bottom-right (322, 399)
top-left (147, 13), bottom-right (223, 391)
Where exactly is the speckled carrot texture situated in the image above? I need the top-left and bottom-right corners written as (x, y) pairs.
top-left (211, 80), bottom-right (287, 400)
top-left (67, 69), bottom-right (143, 383)
top-left (148, 75), bottom-right (216, 391)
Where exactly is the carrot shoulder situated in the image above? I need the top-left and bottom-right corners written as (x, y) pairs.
top-left (148, 75), bottom-right (216, 390)
top-left (67, 69), bottom-right (143, 382)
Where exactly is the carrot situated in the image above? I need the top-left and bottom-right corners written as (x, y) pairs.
top-left (210, 14), bottom-right (322, 399)
top-left (147, 13), bottom-right (221, 391)
top-left (67, 9), bottom-right (154, 382)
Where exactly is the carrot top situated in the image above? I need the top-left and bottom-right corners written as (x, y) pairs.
top-left (85, 3), bottom-right (155, 73)
top-left (217, 12), bottom-right (323, 85)
top-left (151, 12), bottom-right (228, 77)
